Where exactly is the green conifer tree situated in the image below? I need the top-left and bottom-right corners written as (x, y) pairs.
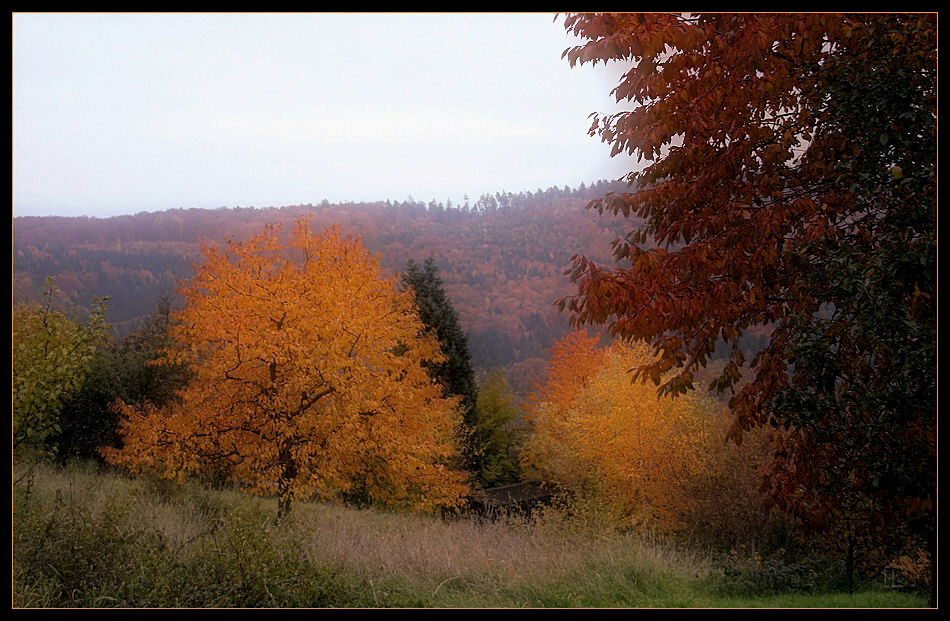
top-left (402, 256), bottom-right (482, 483)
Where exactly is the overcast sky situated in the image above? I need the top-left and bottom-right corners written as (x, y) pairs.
top-left (13, 12), bottom-right (639, 218)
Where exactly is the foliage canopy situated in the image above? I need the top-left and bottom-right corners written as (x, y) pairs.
top-left (559, 11), bottom-right (935, 599)
top-left (13, 278), bottom-right (108, 457)
top-left (102, 218), bottom-right (468, 518)
top-left (522, 333), bottom-right (720, 533)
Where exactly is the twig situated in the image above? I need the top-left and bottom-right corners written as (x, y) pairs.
top-left (432, 575), bottom-right (459, 597)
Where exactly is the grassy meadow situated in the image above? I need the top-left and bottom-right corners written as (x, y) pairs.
top-left (12, 461), bottom-right (928, 609)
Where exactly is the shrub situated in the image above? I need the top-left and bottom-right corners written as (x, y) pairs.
top-left (707, 548), bottom-right (845, 596)
top-left (12, 464), bottom-right (367, 607)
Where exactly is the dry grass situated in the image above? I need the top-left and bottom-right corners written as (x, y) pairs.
top-left (12, 461), bottom-right (929, 608)
top-left (291, 499), bottom-right (710, 605)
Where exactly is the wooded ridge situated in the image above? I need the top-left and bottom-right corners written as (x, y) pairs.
top-left (13, 181), bottom-right (635, 388)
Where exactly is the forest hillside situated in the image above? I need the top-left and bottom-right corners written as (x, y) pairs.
top-left (13, 180), bottom-right (634, 394)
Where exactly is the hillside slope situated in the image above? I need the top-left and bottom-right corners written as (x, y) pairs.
top-left (13, 181), bottom-right (633, 388)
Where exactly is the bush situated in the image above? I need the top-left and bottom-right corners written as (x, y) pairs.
top-left (14, 477), bottom-right (169, 606)
top-left (12, 465), bottom-right (368, 607)
top-left (884, 546), bottom-right (931, 593)
top-left (707, 548), bottom-right (845, 596)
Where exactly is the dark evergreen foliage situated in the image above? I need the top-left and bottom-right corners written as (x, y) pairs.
top-left (54, 294), bottom-right (193, 463)
top-left (401, 256), bottom-right (482, 482)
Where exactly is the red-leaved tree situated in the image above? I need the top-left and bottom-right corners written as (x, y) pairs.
top-left (559, 13), bottom-right (935, 602)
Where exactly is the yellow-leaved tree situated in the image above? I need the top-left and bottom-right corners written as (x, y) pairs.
top-left (102, 217), bottom-right (468, 519)
top-left (522, 334), bottom-right (719, 533)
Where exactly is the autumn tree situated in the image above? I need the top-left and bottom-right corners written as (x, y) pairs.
top-left (522, 334), bottom-right (718, 533)
top-left (559, 13), bottom-right (936, 599)
top-left (13, 277), bottom-right (108, 458)
top-left (102, 218), bottom-right (468, 520)
top-left (401, 256), bottom-right (482, 482)
top-left (519, 330), bottom-right (605, 486)
top-left (525, 329), bottom-right (605, 412)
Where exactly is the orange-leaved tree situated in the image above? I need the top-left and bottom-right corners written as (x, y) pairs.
top-left (102, 217), bottom-right (468, 519)
top-left (522, 333), bottom-right (719, 533)
top-left (520, 330), bottom-right (605, 488)
top-left (525, 329), bottom-right (606, 411)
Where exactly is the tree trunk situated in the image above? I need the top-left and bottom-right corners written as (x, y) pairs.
top-left (846, 534), bottom-right (855, 596)
top-left (277, 493), bottom-right (292, 522)
top-left (276, 439), bottom-right (298, 522)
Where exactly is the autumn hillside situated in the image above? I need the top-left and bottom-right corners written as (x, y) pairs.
top-left (13, 181), bottom-right (633, 392)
